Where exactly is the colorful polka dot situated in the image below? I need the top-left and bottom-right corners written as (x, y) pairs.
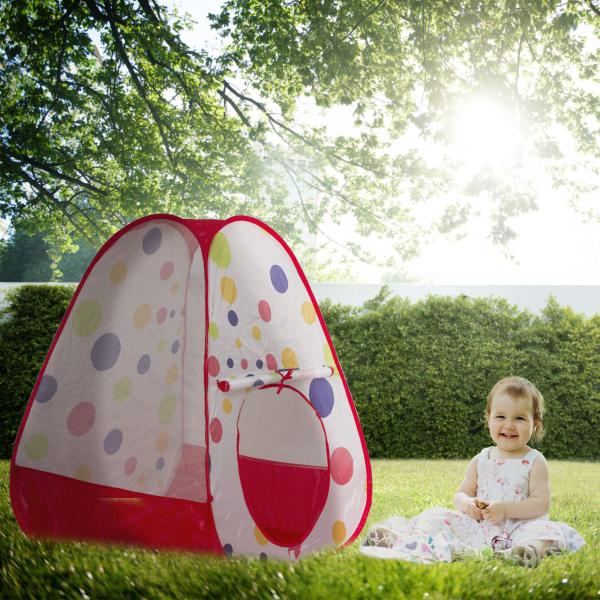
top-left (103, 429), bottom-right (123, 455)
top-left (156, 307), bottom-right (167, 324)
top-left (210, 418), bottom-right (223, 443)
top-left (166, 364), bottom-right (179, 385)
top-left (171, 282), bottom-right (180, 295)
top-left (281, 347), bottom-right (298, 369)
top-left (133, 303), bottom-right (152, 329)
top-left (158, 394), bottom-right (176, 424)
top-left (109, 261), bottom-right (127, 284)
top-left (241, 358), bottom-right (248, 370)
top-left (258, 300), bottom-right (271, 322)
top-left (223, 543), bottom-right (233, 556)
top-left (124, 457), bottom-right (137, 475)
top-left (91, 333), bottom-right (121, 371)
top-left (25, 433), bottom-right (48, 460)
top-left (223, 398), bottom-right (232, 414)
top-left (256, 359), bottom-right (263, 369)
top-left (309, 378), bottom-right (334, 417)
top-left (155, 431), bottom-right (169, 453)
top-left (207, 356), bottom-right (220, 377)
top-left (113, 377), bottom-right (132, 402)
top-left (332, 520), bottom-right (346, 545)
top-left (171, 340), bottom-right (180, 354)
top-left (255, 526), bottom-right (268, 546)
top-left (301, 301), bottom-right (317, 324)
top-left (143, 227), bottom-right (162, 254)
top-left (220, 276), bottom-right (237, 304)
top-left (35, 375), bottom-right (57, 404)
top-left (252, 325), bottom-right (261, 340)
top-left (227, 358), bottom-right (234, 368)
top-left (156, 339), bottom-right (167, 353)
top-left (266, 354), bottom-right (277, 370)
top-left (137, 354), bottom-right (151, 375)
top-left (228, 310), bottom-right (238, 326)
top-left (270, 265), bottom-right (288, 293)
top-left (73, 300), bottom-right (103, 337)
top-left (67, 401), bottom-right (96, 436)
top-left (330, 447), bottom-right (354, 485)
top-left (160, 261), bottom-right (174, 280)
top-left (235, 338), bottom-right (242, 349)
top-left (170, 309), bottom-right (175, 319)
top-left (74, 465), bottom-right (92, 481)
top-left (208, 322), bottom-right (219, 340)
top-left (156, 457), bottom-right (165, 470)
top-left (209, 232), bottom-right (232, 268)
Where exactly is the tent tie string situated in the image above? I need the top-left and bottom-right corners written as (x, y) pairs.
top-left (276, 369), bottom-right (294, 394)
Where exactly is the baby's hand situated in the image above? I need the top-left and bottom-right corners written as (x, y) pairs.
top-left (481, 502), bottom-right (506, 526)
top-left (464, 498), bottom-right (485, 521)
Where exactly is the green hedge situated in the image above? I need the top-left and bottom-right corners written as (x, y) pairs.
top-left (1, 285), bottom-right (599, 460)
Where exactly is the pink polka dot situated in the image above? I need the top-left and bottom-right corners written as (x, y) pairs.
top-left (330, 447), bottom-right (353, 485)
top-left (67, 402), bottom-right (95, 436)
top-left (241, 358), bottom-right (248, 370)
top-left (207, 356), bottom-right (220, 377)
top-left (209, 418), bottom-right (222, 443)
top-left (157, 307), bottom-right (167, 324)
top-left (160, 261), bottom-right (174, 280)
top-left (258, 300), bottom-right (271, 322)
top-left (266, 354), bottom-right (277, 370)
top-left (124, 456), bottom-right (137, 476)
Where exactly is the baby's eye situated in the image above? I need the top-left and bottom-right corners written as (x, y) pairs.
top-left (517, 417), bottom-right (525, 421)
top-left (495, 416), bottom-right (505, 419)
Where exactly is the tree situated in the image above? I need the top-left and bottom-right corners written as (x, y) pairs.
top-left (0, 0), bottom-right (598, 277)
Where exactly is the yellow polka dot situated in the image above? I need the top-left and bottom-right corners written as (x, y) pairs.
top-left (332, 520), bottom-right (346, 545)
top-left (171, 282), bottom-right (180, 295)
top-left (155, 431), bottom-right (169, 453)
top-left (235, 338), bottom-right (242, 349)
top-left (156, 339), bottom-right (167, 353)
top-left (166, 364), bottom-right (179, 385)
top-left (25, 433), bottom-right (48, 461)
top-left (223, 398), bottom-right (232, 414)
top-left (158, 394), bottom-right (176, 424)
top-left (220, 276), bottom-right (237, 304)
top-left (255, 526), bottom-right (269, 546)
top-left (72, 300), bottom-right (102, 337)
top-left (282, 347), bottom-right (299, 369)
top-left (74, 465), bottom-right (92, 481)
top-left (113, 377), bottom-right (132, 403)
top-left (209, 232), bottom-right (232, 268)
top-left (109, 261), bottom-right (127, 284)
top-left (133, 303), bottom-right (152, 329)
top-left (301, 301), bottom-right (317, 325)
top-left (323, 343), bottom-right (339, 377)
top-left (208, 322), bottom-right (219, 340)
top-left (252, 325), bottom-right (261, 340)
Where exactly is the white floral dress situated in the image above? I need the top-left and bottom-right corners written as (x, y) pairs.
top-left (360, 447), bottom-right (586, 563)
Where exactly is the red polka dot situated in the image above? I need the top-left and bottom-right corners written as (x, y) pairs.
top-left (241, 358), bottom-right (248, 369)
top-left (124, 456), bottom-right (137, 475)
top-left (67, 402), bottom-right (96, 436)
top-left (207, 356), bottom-right (220, 377)
top-left (160, 261), bottom-right (174, 280)
top-left (266, 354), bottom-right (277, 370)
top-left (258, 300), bottom-right (271, 322)
top-left (157, 307), bottom-right (167, 324)
top-left (209, 418), bottom-right (222, 443)
top-left (330, 447), bottom-right (353, 485)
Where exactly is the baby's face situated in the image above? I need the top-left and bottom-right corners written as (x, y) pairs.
top-left (488, 391), bottom-right (535, 453)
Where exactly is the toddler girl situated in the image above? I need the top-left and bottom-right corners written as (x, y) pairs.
top-left (360, 376), bottom-right (585, 566)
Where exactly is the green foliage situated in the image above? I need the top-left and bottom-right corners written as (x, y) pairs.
top-left (0, 284), bottom-right (73, 458)
top-left (321, 293), bottom-right (600, 460)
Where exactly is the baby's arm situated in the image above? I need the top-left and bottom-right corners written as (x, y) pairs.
top-left (454, 456), bottom-right (484, 521)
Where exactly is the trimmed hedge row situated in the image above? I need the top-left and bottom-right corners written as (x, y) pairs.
top-left (1, 285), bottom-right (599, 460)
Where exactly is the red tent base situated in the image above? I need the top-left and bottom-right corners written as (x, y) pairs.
top-left (11, 466), bottom-right (222, 554)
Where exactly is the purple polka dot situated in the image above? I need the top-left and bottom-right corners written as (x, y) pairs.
top-left (171, 340), bottom-right (180, 354)
top-left (270, 265), bottom-right (288, 293)
top-left (227, 358), bottom-right (234, 368)
top-left (36, 375), bottom-right (57, 403)
top-left (223, 543), bottom-right (233, 556)
top-left (91, 333), bottom-right (121, 371)
top-left (156, 457), bottom-right (165, 470)
top-left (256, 359), bottom-right (263, 369)
top-left (309, 378), bottom-right (335, 418)
top-left (228, 310), bottom-right (238, 326)
top-left (253, 379), bottom-right (264, 387)
top-left (143, 227), bottom-right (162, 254)
top-left (170, 309), bottom-right (175, 319)
top-left (103, 429), bottom-right (123, 455)
top-left (137, 354), bottom-right (151, 374)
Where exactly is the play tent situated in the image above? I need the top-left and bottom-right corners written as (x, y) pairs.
top-left (10, 214), bottom-right (372, 559)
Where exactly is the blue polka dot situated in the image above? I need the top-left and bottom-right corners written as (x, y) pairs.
top-left (91, 333), bottom-right (121, 371)
top-left (171, 340), bottom-right (180, 354)
top-left (170, 309), bottom-right (175, 319)
top-left (137, 354), bottom-right (151, 375)
top-left (309, 378), bottom-right (335, 418)
top-left (228, 310), bottom-right (238, 326)
top-left (143, 228), bottom-right (162, 254)
top-left (223, 544), bottom-right (233, 556)
top-left (253, 379), bottom-right (264, 387)
top-left (156, 457), bottom-right (165, 470)
top-left (227, 358), bottom-right (234, 368)
top-left (36, 375), bottom-right (57, 403)
top-left (270, 265), bottom-right (288, 293)
top-left (256, 359), bottom-right (263, 369)
top-left (103, 429), bottom-right (123, 455)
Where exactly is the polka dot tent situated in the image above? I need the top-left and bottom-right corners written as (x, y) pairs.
top-left (11, 215), bottom-right (370, 561)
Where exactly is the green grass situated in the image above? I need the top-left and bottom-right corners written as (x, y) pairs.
top-left (1, 459), bottom-right (599, 599)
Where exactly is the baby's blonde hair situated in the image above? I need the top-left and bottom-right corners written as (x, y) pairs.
top-left (485, 376), bottom-right (545, 442)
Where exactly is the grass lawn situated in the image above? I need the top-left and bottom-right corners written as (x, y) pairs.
top-left (1, 458), bottom-right (599, 599)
